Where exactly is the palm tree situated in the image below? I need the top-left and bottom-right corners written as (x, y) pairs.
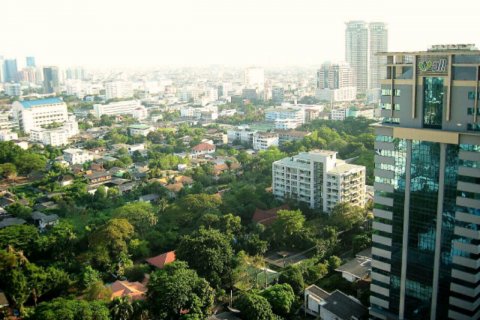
top-left (109, 296), bottom-right (134, 320)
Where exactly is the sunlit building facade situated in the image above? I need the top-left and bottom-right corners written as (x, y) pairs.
top-left (370, 44), bottom-right (480, 320)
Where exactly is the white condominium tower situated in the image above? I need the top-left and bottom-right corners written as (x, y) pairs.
top-left (272, 150), bottom-right (365, 213)
top-left (369, 22), bottom-right (388, 91)
top-left (244, 67), bottom-right (265, 90)
top-left (345, 21), bottom-right (369, 93)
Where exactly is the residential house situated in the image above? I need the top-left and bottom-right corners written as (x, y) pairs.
top-left (191, 142), bottom-right (216, 157)
top-left (146, 251), bottom-right (176, 269)
top-left (0, 290), bottom-right (9, 309)
top-left (320, 290), bottom-right (367, 320)
top-left (165, 183), bottom-right (184, 198)
top-left (58, 174), bottom-right (74, 187)
top-left (139, 194), bottom-right (159, 203)
top-left (0, 217), bottom-right (26, 229)
top-left (85, 171), bottom-right (112, 185)
top-left (32, 211), bottom-right (59, 229)
top-left (252, 204), bottom-right (289, 226)
top-left (109, 280), bottom-right (147, 301)
top-left (304, 285), bottom-right (330, 316)
top-left (335, 248), bottom-right (372, 283)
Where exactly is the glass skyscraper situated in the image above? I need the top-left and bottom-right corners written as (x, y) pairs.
top-left (370, 44), bottom-right (480, 320)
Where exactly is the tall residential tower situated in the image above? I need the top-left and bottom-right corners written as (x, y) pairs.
top-left (369, 22), bottom-right (388, 91)
top-left (345, 21), bottom-right (369, 93)
top-left (370, 44), bottom-right (480, 320)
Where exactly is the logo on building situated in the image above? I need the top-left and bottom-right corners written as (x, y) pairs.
top-left (417, 57), bottom-right (448, 74)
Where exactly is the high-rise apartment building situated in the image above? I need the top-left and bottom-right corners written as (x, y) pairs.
top-left (43, 66), bottom-right (60, 94)
top-left (105, 81), bottom-right (133, 100)
top-left (272, 150), bottom-right (365, 212)
top-left (369, 22), bottom-right (388, 91)
top-left (370, 44), bottom-right (480, 320)
top-left (316, 61), bottom-right (357, 102)
top-left (3, 59), bottom-right (18, 83)
top-left (345, 21), bottom-right (368, 93)
top-left (93, 100), bottom-right (147, 119)
top-left (26, 56), bottom-right (36, 68)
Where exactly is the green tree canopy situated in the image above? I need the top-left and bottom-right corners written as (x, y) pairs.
top-left (260, 283), bottom-right (295, 316)
top-left (236, 292), bottom-right (274, 320)
top-left (147, 261), bottom-right (214, 319)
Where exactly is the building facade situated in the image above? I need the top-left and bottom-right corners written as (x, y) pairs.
top-left (3, 59), bottom-right (18, 83)
top-left (4, 83), bottom-right (21, 96)
top-left (345, 21), bottom-right (368, 93)
top-left (265, 106), bottom-right (305, 128)
top-left (93, 100), bottom-right (146, 118)
top-left (105, 81), bottom-right (133, 100)
top-left (43, 66), bottom-right (60, 94)
top-left (63, 148), bottom-right (93, 165)
top-left (316, 61), bottom-right (357, 102)
top-left (369, 22), bottom-right (388, 91)
top-left (370, 45), bottom-right (480, 320)
top-left (12, 98), bottom-right (69, 133)
top-left (253, 132), bottom-right (279, 151)
top-left (272, 150), bottom-right (365, 212)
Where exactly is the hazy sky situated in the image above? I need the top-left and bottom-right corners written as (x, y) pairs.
top-left (2, 0), bottom-right (480, 67)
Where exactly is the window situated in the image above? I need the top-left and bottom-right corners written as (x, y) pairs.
top-left (467, 108), bottom-right (480, 115)
top-left (467, 123), bottom-right (480, 131)
top-left (453, 67), bottom-right (477, 80)
top-left (381, 103), bottom-right (392, 110)
top-left (394, 104), bottom-right (401, 111)
top-left (467, 91), bottom-right (480, 100)
top-left (382, 89), bottom-right (392, 96)
top-left (394, 89), bottom-right (401, 96)
top-left (423, 77), bottom-right (444, 129)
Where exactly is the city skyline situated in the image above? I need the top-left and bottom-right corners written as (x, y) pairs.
top-left (2, 0), bottom-right (480, 67)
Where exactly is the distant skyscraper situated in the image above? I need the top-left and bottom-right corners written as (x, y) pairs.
top-left (3, 59), bottom-right (18, 83)
top-left (43, 66), bottom-right (60, 94)
top-left (345, 21), bottom-right (368, 93)
top-left (0, 55), bottom-right (4, 82)
top-left (26, 56), bottom-right (36, 68)
top-left (370, 44), bottom-right (480, 320)
top-left (369, 22), bottom-right (388, 90)
top-left (316, 61), bottom-right (357, 102)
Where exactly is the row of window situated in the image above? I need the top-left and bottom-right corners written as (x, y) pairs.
top-left (381, 103), bottom-right (401, 111)
top-left (467, 108), bottom-right (480, 116)
top-left (467, 92), bottom-right (480, 100)
top-left (381, 89), bottom-right (401, 96)
top-left (383, 117), bottom-right (400, 124)
top-left (467, 123), bottom-right (480, 131)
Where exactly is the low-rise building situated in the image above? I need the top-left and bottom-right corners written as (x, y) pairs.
top-left (275, 130), bottom-right (311, 145)
top-left (304, 285), bottom-right (330, 316)
top-left (227, 126), bottom-right (256, 145)
top-left (146, 251), bottom-right (176, 269)
top-left (63, 148), bottom-right (93, 165)
top-left (128, 124), bottom-right (153, 136)
top-left (335, 247), bottom-right (372, 283)
top-left (320, 290), bottom-right (367, 320)
top-left (109, 280), bottom-right (146, 301)
top-left (272, 150), bottom-right (365, 212)
top-left (0, 130), bottom-right (18, 141)
top-left (30, 127), bottom-right (69, 146)
top-left (93, 100), bottom-right (147, 119)
top-left (191, 142), bottom-right (216, 157)
top-left (253, 132), bottom-right (279, 151)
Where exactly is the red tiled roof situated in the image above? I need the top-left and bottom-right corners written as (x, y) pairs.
top-left (146, 251), bottom-right (176, 269)
top-left (110, 280), bottom-right (146, 301)
top-left (192, 142), bottom-right (215, 152)
top-left (252, 204), bottom-right (290, 226)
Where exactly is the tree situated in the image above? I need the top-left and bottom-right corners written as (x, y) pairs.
top-left (236, 292), bottom-right (274, 320)
top-left (5, 203), bottom-right (32, 220)
top-left (278, 266), bottom-right (304, 295)
top-left (84, 280), bottom-right (112, 301)
top-left (176, 228), bottom-right (234, 288)
top-left (181, 193), bottom-right (222, 214)
top-left (267, 209), bottom-right (308, 249)
top-left (115, 202), bottom-right (158, 236)
top-left (31, 298), bottom-right (110, 320)
top-left (260, 283), bottom-right (295, 316)
top-left (109, 296), bottom-right (134, 320)
top-left (147, 261), bottom-right (214, 319)
top-left (0, 163), bottom-right (17, 179)
top-left (0, 225), bottom-right (39, 256)
top-left (328, 255), bottom-right (342, 272)
top-left (329, 203), bottom-right (365, 230)
top-left (15, 153), bottom-right (46, 174)
top-left (88, 219), bottom-right (134, 273)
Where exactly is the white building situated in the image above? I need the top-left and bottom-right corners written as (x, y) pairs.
top-left (265, 106), bottom-right (305, 128)
top-left (316, 62), bottom-right (357, 102)
top-left (128, 124), bottom-right (153, 136)
top-left (330, 108), bottom-right (349, 121)
top-left (93, 100), bottom-right (147, 119)
top-left (0, 130), bottom-right (18, 141)
top-left (191, 142), bottom-right (216, 157)
top-left (0, 111), bottom-right (16, 130)
top-left (272, 150), bottom-right (365, 212)
top-left (253, 132), bottom-right (279, 151)
top-left (4, 83), bottom-right (21, 96)
top-left (30, 127), bottom-right (69, 146)
top-left (227, 126), bottom-right (256, 145)
top-left (105, 81), bottom-right (133, 100)
top-left (345, 21), bottom-right (369, 93)
top-left (63, 148), bottom-right (93, 165)
top-left (12, 98), bottom-right (69, 133)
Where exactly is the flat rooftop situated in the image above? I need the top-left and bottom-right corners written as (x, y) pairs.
top-left (19, 98), bottom-right (64, 108)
